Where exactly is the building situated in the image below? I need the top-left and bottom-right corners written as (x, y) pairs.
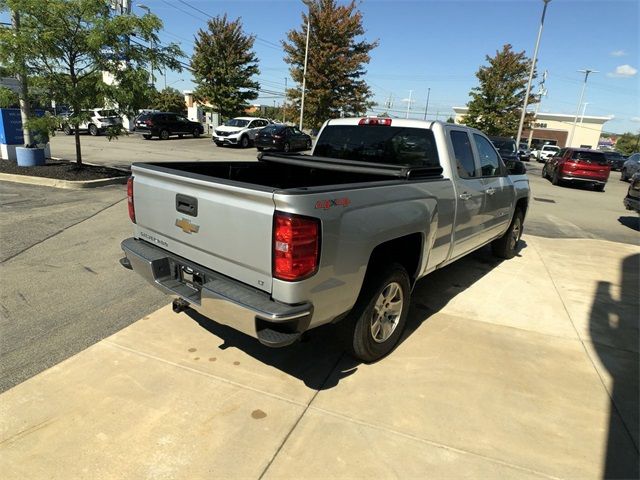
top-left (452, 107), bottom-right (613, 149)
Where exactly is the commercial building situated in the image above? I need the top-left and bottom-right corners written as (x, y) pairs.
top-left (452, 107), bottom-right (612, 149)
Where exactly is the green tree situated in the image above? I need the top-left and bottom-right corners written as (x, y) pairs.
top-left (0, 86), bottom-right (18, 108)
top-left (191, 15), bottom-right (259, 120)
top-left (461, 44), bottom-right (537, 137)
top-left (283, 0), bottom-right (378, 130)
top-left (0, 0), bottom-right (183, 165)
top-left (615, 132), bottom-right (640, 156)
top-left (150, 87), bottom-right (186, 114)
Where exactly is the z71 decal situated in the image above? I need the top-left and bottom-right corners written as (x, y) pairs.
top-left (315, 197), bottom-right (351, 210)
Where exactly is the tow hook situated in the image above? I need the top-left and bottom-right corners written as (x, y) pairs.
top-left (119, 257), bottom-right (132, 270)
top-left (172, 298), bottom-right (190, 314)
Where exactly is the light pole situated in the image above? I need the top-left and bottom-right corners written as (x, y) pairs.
top-left (137, 4), bottom-right (155, 87)
top-left (527, 70), bottom-right (547, 148)
top-left (404, 90), bottom-right (413, 119)
top-left (299, 0), bottom-right (313, 131)
top-left (423, 87), bottom-right (431, 120)
top-left (515, 0), bottom-right (551, 148)
top-left (568, 69), bottom-right (598, 147)
top-left (580, 102), bottom-right (590, 124)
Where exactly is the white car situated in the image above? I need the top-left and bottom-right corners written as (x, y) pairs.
top-left (212, 117), bottom-right (272, 148)
top-left (62, 108), bottom-right (122, 136)
top-left (621, 153), bottom-right (640, 181)
top-left (533, 144), bottom-right (560, 162)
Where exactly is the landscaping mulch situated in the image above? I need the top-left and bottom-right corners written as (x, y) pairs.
top-left (0, 159), bottom-right (129, 181)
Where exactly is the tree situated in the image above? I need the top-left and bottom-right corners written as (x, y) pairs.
top-left (461, 44), bottom-right (537, 137)
top-left (150, 87), bottom-right (186, 114)
top-left (191, 15), bottom-right (259, 120)
top-left (0, 0), bottom-right (183, 165)
top-left (615, 132), bottom-right (640, 156)
top-left (0, 87), bottom-right (18, 108)
top-left (283, 0), bottom-right (378, 130)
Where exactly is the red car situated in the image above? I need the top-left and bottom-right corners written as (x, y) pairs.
top-left (542, 148), bottom-right (611, 191)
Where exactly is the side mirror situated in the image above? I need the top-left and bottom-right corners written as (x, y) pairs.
top-left (506, 160), bottom-right (527, 175)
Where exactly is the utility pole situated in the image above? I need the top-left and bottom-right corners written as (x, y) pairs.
top-left (283, 77), bottom-right (287, 123)
top-left (423, 88), bottom-right (431, 120)
top-left (515, 0), bottom-right (551, 148)
top-left (405, 90), bottom-right (413, 119)
top-left (299, 0), bottom-right (312, 130)
top-left (568, 69), bottom-right (598, 147)
top-left (11, 9), bottom-right (32, 147)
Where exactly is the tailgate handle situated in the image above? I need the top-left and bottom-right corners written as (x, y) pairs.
top-left (176, 194), bottom-right (198, 217)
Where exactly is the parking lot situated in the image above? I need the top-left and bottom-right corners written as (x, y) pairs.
top-left (1, 136), bottom-right (638, 479)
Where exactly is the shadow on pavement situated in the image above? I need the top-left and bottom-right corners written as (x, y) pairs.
top-left (185, 242), bottom-right (519, 390)
top-left (589, 253), bottom-right (639, 479)
top-left (617, 216), bottom-right (639, 232)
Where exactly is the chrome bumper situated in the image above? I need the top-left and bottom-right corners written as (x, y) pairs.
top-left (120, 238), bottom-right (312, 347)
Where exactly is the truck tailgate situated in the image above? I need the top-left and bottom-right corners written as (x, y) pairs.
top-left (131, 165), bottom-right (275, 293)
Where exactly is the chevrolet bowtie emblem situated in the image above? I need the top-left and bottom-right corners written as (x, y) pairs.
top-left (175, 218), bottom-right (200, 234)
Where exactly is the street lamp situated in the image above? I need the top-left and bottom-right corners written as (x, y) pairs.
top-left (299, 0), bottom-right (313, 131)
top-left (568, 69), bottom-right (598, 147)
top-left (137, 4), bottom-right (155, 87)
top-left (515, 0), bottom-right (551, 148)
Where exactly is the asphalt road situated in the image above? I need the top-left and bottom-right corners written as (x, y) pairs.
top-left (0, 138), bottom-right (637, 392)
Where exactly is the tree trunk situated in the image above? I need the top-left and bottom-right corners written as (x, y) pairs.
top-left (11, 10), bottom-right (32, 147)
top-left (74, 126), bottom-right (82, 166)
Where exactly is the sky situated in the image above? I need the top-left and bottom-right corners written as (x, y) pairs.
top-left (3, 0), bottom-right (639, 133)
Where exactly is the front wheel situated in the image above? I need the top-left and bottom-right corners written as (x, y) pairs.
top-left (88, 124), bottom-right (99, 136)
top-left (159, 129), bottom-right (170, 140)
top-left (283, 142), bottom-right (290, 153)
top-left (193, 129), bottom-right (201, 138)
top-left (239, 135), bottom-right (250, 148)
top-left (341, 263), bottom-right (411, 363)
top-left (492, 210), bottom-right (523, 259)
top-left (142, 134), bottom-right (152, 140)
top-left (63, 125), bottom-right (72, 135)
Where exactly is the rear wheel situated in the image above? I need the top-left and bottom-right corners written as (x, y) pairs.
top-left (542, 164), bottom-right (549, 179)
top-left (193, 129), bottom-right (201, 138)
top-left (142, 134), bottom-right (152, 140)
top-left (240, 135), bottom-right (250, 148)
top-left (63, 125), bottom-right (72, 135)
top-left (283, 142), bottom-right (290, 153)
top-left (594, 184), bottom-right (605, 192)
top-left (88, 124), bottom-right (99, 136)
top-left (341, 263), bottom-right (411, 362)
top-left (551, 169), bottom-right (561, 186)
top-left (492, 210), bottom-right (523, 259)
top-left (621, 169), bottom-right (628, 181)
top-left (159, 129), bottom-right (170, 140)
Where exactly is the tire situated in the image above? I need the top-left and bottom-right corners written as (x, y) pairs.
top-left (193, 129), bottom-right (201, 138)
top-left (542, 164), bottom-right (548, 179)
top-left (341, 263), bottom-right (411, 363)
top-left (283, 142), bottom-right (290, 153)
top-left (256, 146), bottom-right (264, 152)
top-left (491, 210), bottom-right (524, 259)
top-left (63, 125), bottom-right (72, 135)
top-left (240, 135), bottom-right (249, 148)
top-left (178, 134), bottom-right (183, 138)
top-left (594, 184), bottom-right (605, 192)
top-left (214, 141), bottom-right (223, 147)
top-left (88, 124), bottom-right (98, 136)
top-left (159, 129), bottom-right (170, 140)
top-left (621, 169), bottom-right (628, 182)
top-left (551, 169), bottom-right (561, 186)
top-left (306, 139), bottom-right (312, 150)
top-left (143, 134), bottom-right (152, 140)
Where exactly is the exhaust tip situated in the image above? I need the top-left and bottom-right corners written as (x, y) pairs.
top-left (172, 298), bottom-right (190, 314)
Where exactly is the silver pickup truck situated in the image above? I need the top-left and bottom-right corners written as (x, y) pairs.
top-left (121, 118), bottom-right (530, 362)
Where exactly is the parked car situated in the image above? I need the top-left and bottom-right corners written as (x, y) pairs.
top-left (133, 112), bottom-right (204, 140)
top-left (532, 144), bottom-right (560, 162)
top-left (255, 124), bottom-right (312, 152)
top-left (212, 117), bottom-right (271, 148)
top-left (518, 142), bottom-right (531, 161)
top-left (61, 108), bottom-right (122, 136)
top-left (602, 151), bottom-right (626, 171)
top-left (489, 136), bottom-right (518, 162)
top-left (623, 172), bottom-right (640, 213)
top-left (542, 148), bottom-right (610, 191)
top-left (120, 118), bottom-right (530, 362)
top-left (620, 153), bottom-right (640, 182)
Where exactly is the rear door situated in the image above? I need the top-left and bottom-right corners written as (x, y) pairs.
top-left (132, 165), bottom-right (276, 292)
top-left (447, 128), bottom-right (486, 259)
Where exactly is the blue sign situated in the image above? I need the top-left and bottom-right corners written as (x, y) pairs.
top-left (0, 109), bottom-right (24, 145)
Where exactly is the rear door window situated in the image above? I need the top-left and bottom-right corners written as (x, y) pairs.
top-left (314, 125), bottom-right (440, 167)
top-left (450, 130), bottom-right (477, 178)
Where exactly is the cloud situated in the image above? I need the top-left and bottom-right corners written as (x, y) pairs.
top-left (610, 50), bottom-right (626, 57)
top-left (607, 64), bottom-right (637, 77)
top-left (631, 117), bottom-right (640, 123)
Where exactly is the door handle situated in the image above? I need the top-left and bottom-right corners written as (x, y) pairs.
top-left (485, 188), bottom-right (496, 196)
top-left (459, 192), bottom-right (472, 200)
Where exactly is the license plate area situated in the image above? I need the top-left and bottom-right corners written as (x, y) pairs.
top-left (154, 258), bottom-right (204, 304)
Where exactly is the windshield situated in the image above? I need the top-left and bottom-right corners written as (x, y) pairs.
top-left (544, 146), bottom-right (560, 152)
top-left (224, 119), bottom-right (250, 127)
top-left (314, 125), bottom-right (440, 167)
top-left (491, 139), bottom-right (517, 154)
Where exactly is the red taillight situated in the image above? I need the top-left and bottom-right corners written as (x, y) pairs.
top-left (127, 177), bottom-right (136, 223)
top-left (144, 119), bottom-right (154, 126)
top-left (359, 117), bottom-right (392, 126)
top-left (273, 212), bottom-right (320, 281)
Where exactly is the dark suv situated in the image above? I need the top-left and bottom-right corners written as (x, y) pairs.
top-left (134, 112), bottom-right (204, 140)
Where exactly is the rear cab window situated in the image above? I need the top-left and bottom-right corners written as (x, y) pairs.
top-left (314, 125), bottom-right (440, 167)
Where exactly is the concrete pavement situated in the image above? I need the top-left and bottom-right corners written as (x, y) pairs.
top-left (1, 235), bottom-right (637, 479)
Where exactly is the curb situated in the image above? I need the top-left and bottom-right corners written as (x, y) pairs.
top-left (0, 172), bottom-right (128, 189)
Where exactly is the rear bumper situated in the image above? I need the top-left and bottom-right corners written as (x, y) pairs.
top-left (559, 172), bottom-right (608, 184)
top-left (120, 238), bottom-right (312, 347)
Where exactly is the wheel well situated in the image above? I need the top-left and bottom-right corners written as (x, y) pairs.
top-left (515, 198), bottom-right (528, 217)
top-left (367, 233), bottom-right (423, 283)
